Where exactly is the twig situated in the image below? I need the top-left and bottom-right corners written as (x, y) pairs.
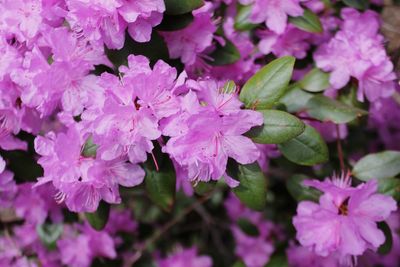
top-left (336, 124), bottom-right (345, 171)
top-left (124, 191), bottom-right (215, 267)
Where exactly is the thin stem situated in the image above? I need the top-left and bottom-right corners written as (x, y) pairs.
top-left (123, 191), bottom-right (215, 266)
top-left (336, 124), bottom-right (345, 171)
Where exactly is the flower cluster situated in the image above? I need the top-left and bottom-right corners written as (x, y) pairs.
top-left (0, 0), bottom-right (399, 266)
top-left (293, 173), bottom-right (397, 264)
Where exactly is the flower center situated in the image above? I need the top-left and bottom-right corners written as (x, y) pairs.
top-left (338, 197), bottom-right (350, 216)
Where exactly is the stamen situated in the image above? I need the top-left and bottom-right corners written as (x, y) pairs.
top-left (338, 197), bottom-right (350, 216)
top-left (151, 151), bottom-right (159, 172)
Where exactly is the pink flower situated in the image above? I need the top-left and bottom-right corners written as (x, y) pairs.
top-left (359, 212), bottom-right (400, 267)
top-left (20, 27), bottom-right (106, 116)
top-left (157, 247), bottom-right (212, 267)
top-left (242, 0), bottom-right (305, 34)
top-left (314, 8), bottom-right (396, 101)
top-left (0, 0), bottom-right (43, 42)
top-left (368, 93), bottom-right (400, 150)
top-left (0, 156), bottom-right (17, 208)
top-left (66, 0), bottom-right (165, 49)
top-left (293, 173), bottom-right (397, 261)
top-left (160, 6), bottom-right (216, 66)
top-left (224, 193), bottom-right (281, 267)
top-left (105, 209), bottom-right (137, 235)
top-left (258, 25), bottom-right (312, 59)
top-left (163, 79), bottom-right (263, 186)
top-left (34, 125), bottom-right (145, 212)
top-left (57, 223), bottom-right (116, 267)
top-left (232, 225), bottom-right (275, 267)
top-left (187, 16), bottom-right (259, 83)
top-left (286, 242), bottom-right (340, 267)
top-left (122, 0), bottom-right (165, 43)
top-left (14, 183), bottom-right (63, 224)
top-left (0, 235), bottom-right (39, 267)
top-left (119, 55), bottom-right (182, 120)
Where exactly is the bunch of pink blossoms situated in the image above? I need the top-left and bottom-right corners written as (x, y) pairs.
top-left (314, 8), bottom-right (396, 101)
top-left (0, 0), bottom-right (399, 266)
top-left (224, 193), bottom-right (283, 267)
top-left (293, 173), bottom-right (397, 264)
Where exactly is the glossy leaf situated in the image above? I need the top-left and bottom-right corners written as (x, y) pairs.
top-left (286, 175), bottom-right (321, 202)
top-left (353, 151), bottom-right (400, 181)
top-left (156, 13), bottom-right (194, 31)
top-left (194, 181), bottom-right (216, 196)
top-left (207, 39), bottom-right (241, 66)
top-left (240, 56), bottom-right (295, 109)
top-left (246, 110), bottom-right (305, 144)
top-left (37, 223), bottom-right (63, 250)
top-left (164, 0), bottom-right (204, 15)
top-left (232, 261), bottom-right (246, 267)
top-left (280, 85), bottom-right (313, 113)
top-left (86, 201), bottom-right (110, 231)
top-left (343, 0), bottom-right (369, 10)
top-left (278, 125), bottom-right (329, 166)
top-left (145, 169), bottom-right (176, 212)
top-left (82, 136), bottom-right (97, 158)
top-left (229, 162), bottom-right (267, 211)
top-left (306, 95), bottom-right (367, 123)
top-left (234, 5), bottom-right (257, 31)
top-left (299, 68), bottom-right (330, 92)
top-left (265, 254), bottom-right (289, 267)
top-left (222, 80), bottom-right (237, 94)
top-left (289, 9), bottom-right (323, 33)
top-left (377, 178), bottom-right (400, 201)
top-left (237, 218), bottom-right (260, 237)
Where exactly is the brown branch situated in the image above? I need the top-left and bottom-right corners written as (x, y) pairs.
top-left (336, 124), bottom-right (345, 171)
top-left (123, 191), bottom-right (215, 267)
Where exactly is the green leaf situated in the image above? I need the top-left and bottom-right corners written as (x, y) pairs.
top-left (265, 254), bottom-right (288, 267)
top-left (286, 175), bottom-right (321, 202)
top-left (207, 39), bottom-right (241, 66)
top-left (106, 31), bottom-right (169, 68)
top-left (240, 56), bottom-right (295, 109)
top-left (37, 223), bottom-right (63, 250)
top-left (232, 261), bottom-right (246, 267)
top-left (352, 151), bottom-right (400, 181)
top-left (164, 0), bottom-right (204, 15)
top-left (377, 178), bottom-right (400, 201)
top-left (82, 136), bottom-right (97, 158)
top-left (280, 85), bottom-right (313, 113)
top-left (145, 169), bottom-right (176, 212)
top-left (299, 68), bottom-right (330, 92)
top-left (289, 9), bottom-right (323, 33)
top-left (278, 125), bottom-right (329, 166)
top-left (194, 181), bottom-right (216, 196)
top-left (156, 13), bottom-right (194, 31)
top-left (306, 95), bottom-right (368, 124)
top-left (234, 5), bottom-right (257, 31)
top-left (246, 110), bottom-right (305, 144)
top-left (229, 162), bottom-right (267, 211)
top-left (342, 0), bottom-right (369, 10)
top-left (222, 80), bottom-right (237, 94)
top-left (237, 218), bottom-right (260, 237)
top-left (377, 221), bottom-right (393, 255)
top-left (86, 201), bottom-right (110, 231)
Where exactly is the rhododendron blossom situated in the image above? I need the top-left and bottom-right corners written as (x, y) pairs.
top-left (243, 0), bottom-right (305, 34)
top-left (163, 80), bottom-right (263, 186)
top-left (293, 173), bottom-right (397, 261)
top-left (314, 8), bottom-right (396, 101)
